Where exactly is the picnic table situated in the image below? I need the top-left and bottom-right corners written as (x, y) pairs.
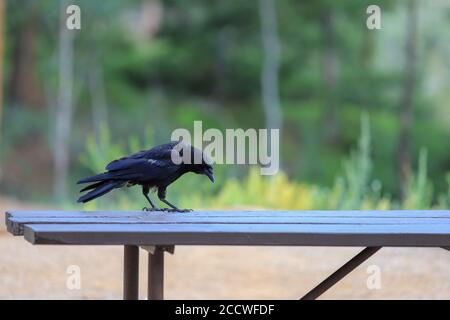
top-left (5, 209), bottom-right (450, 299)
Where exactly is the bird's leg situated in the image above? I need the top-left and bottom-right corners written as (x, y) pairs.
top-left (161, 199), bottom-right (192, 212)
top-left (142, 186), bottom-right (164, 212)
top-left (157, 187), bottom-right (192, 212)
top-left (143, 193), bottom-right (155, 210)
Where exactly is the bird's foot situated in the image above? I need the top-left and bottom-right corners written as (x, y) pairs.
top-left (142, 207), bottom-right (166, 212)
top-left (143, 207), bottom-right (192, 213)
top-left (165, 208), bottom-right (193, 213)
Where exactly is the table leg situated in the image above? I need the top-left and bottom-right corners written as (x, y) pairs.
top-left (301, 246), bottom-right (382, 300)
top-left (148, 246), bottom-right (164, 300)
top-left (123, 245), bottom-right (139, 300)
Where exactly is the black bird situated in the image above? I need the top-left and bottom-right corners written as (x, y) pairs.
top-left (77, 142), bottom-right (214, 211)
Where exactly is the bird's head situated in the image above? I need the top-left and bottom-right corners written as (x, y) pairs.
top-left (190, 152), bottom-right (214, 183)
top-left (195, 162), bottom-right (214, 183)
top-left (176, 143), bottom-right (215, 183)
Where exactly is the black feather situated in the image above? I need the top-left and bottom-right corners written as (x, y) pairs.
top-left (79, 181), bottom-right (107, 192)
top-left (77, 181), bottom-right (123, 203)
top-left (77, 142), bottom-right (214, 207)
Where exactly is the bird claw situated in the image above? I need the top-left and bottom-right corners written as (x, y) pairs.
top-left (142, 207), bottom-right (192, 213)
top-left (166, 208), bottom-right (193, 213)
top-left (142, 207), bottom-right (166, 212)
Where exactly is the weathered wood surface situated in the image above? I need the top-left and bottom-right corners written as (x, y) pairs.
top-left (5, 210), bottom-right (450, 247)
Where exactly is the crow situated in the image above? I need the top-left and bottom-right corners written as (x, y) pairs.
top-left (77, 142), bottom-right (214, 212)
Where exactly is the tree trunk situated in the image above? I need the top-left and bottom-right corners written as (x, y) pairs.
top-left (214, 27), bottom-right (230, 103)
top-left (7, 4), bottom-right (43, 108)
top-left (397, 0), bottom-right (418, 199)
top-left (88, 60), bottom-right (108, 147)
top-left (53, 0), bottom-right (75, 201)
top-left (321, 8), bottom-right (339, 144)
top-left (0, 0), bottom-right (4, 139)
top-left (0, 0), bottom-right (4, 182)
top-left (258, 0), bottom-right (282, 155)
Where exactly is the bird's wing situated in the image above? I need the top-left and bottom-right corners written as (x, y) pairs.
top-left (105, 150), bottom-right (147, 170)
top-left (105, 151), bottom-right (179, 182)
top-left (105, 142), bottom-right (178, 171)
top-left (77, 157), bottom-right (178, 184)
top-left (117, 159), bottom-right (178, 180)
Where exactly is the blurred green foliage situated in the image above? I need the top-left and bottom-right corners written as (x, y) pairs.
top-left (77, 115), bottom-right (449, 210)
top-left (2, 0), bottom-right (450, 206)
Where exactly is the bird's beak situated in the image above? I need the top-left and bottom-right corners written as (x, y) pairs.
top-left (204, 169), bottom-right (215, 183)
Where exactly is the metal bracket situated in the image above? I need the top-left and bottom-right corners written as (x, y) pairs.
top-left (141, 245), bottom-right (175, 254)
top-left (300, 246), bottom-right (382, 300)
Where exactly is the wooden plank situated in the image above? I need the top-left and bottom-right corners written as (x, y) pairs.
top-left (8, 216), bottom-right (450, 236)
top-left (7, 210), bottom-right (450, 237)
top-left (6, 210), bottom-right (146, 218)
top-left (7, 210), bottom-right (450, 219)
top-left (10, 216), bottom-right (450, 225)
top-left (23, 223), bottom-right (450, 247)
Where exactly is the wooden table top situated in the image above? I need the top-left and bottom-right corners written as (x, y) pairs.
top-left (5, 210), bottom-right (450, 247)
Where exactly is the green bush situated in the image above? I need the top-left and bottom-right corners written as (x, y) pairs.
top-left (77, 117), bottom-right (449, 211)
top-left (402, 148), bottom-right (433, 210)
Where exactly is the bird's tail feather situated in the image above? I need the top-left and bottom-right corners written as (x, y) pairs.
top-left (77, 172), bottom-right (112, 184)
top-left (79, 181), bottom-right (105, 192)
top-left (77, 180), bottom-right (123, 203)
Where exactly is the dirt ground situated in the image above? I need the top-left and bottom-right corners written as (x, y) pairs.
top-left (1, 197), bottom-right (449, 299)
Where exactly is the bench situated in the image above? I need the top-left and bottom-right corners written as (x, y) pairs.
top-left (5, 209), bottom-right (450, 299)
